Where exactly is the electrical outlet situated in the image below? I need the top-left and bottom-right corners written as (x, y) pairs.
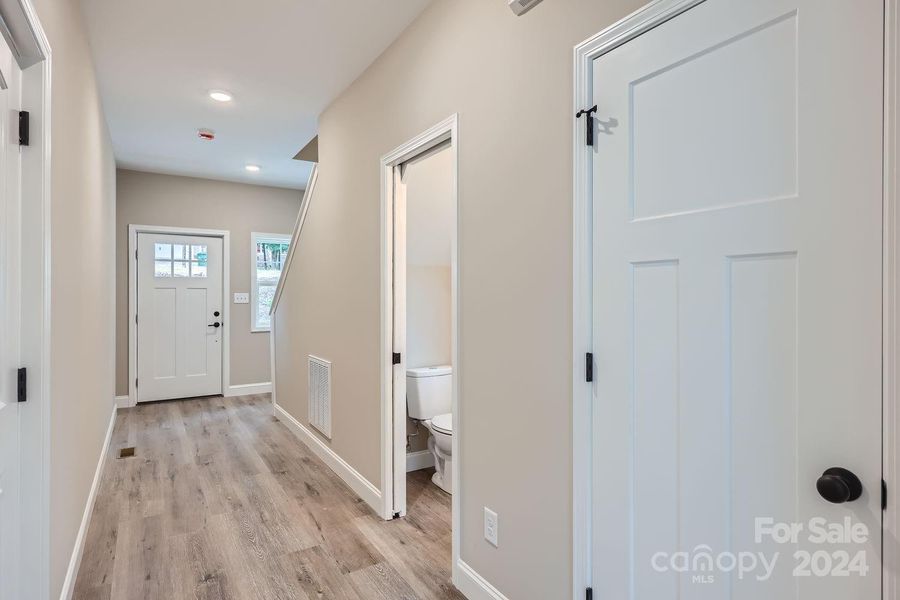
top-left (484, 507), bottom-right (499, 547)
top-left (233, 292), bottom-right (249, 304)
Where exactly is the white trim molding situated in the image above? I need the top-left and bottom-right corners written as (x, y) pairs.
top-left (270, 165), bottom-right (318, 314)
top-left (885, 1), bottom-right (900, 598)
top-left (405, 449), bottom-right (435, 472)
top-left (114, 395), bottom-right (133, 409)
top-left (225, 382), bottom-right (272, 397)
top-left (59, 404), bottom-right (117, 600)
top-left (13, 1), bottom-right (52, 597)
top-left (455, 560), bottom-right (510, 600)
top-left (127, 224), bottom-right (231, 406)
top-left (379, 115), bottom-right (460, 584)
top-left (273, 402), bottom-right (382, 515)
top-left (575, 2), bottom-right (900, 599)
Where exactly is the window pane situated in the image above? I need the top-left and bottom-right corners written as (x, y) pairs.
top-left (192, 245), bottom-right (208, 264)
top-left (257, 284), bottom-right (275, 328)
top-left (173, 260), bottom-right (190, 277)
top-left (173, 244), bottom-right (188, 260)
top-left (191, 262), bottom-right (207, 278)
top-left (154, 260), bottom-right (172, 277)
top-left (154, 243), bottom-right (172, 259)
top-left (253, 236), bottom-right (289, 329)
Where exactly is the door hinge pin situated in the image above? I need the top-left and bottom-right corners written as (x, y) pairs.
top-left (586, 587), bottom-right (593, 600)
top-left (883, 479), bottom-right (888, 511)
top-left (18, 111), bottom-right (29, 146)
top-left (392, 352), bottom-right (401, 365)
top-left (585, 352), bottom-right (594, 383)
top-left (17, 367), bottom-right (26, 402)
top-left (576, 105), bottom-right (598, 147)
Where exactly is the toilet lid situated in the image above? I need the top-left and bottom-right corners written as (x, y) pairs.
top-left (431, 413), bottom-right (452, 434)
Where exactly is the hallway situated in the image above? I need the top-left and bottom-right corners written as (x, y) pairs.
top-left (72, 395), bottom-right (463, 600)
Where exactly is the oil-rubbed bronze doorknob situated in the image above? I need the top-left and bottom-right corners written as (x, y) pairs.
top-left (816, 467), bottom-right (863, 504)
top-left (207, 322), bottom-right (221, 328)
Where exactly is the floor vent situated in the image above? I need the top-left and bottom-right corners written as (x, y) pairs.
top-left (308, 355), bottom-right (332, 439)
top-left (118, 447), bottom-right (135, 459)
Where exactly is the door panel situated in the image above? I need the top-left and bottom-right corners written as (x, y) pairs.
top-left (137, 233), bottom-right (223, 402)
top-left (590, 0), bottom-right (883, 598)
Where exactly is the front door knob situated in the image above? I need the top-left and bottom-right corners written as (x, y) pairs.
top-left (816, 467), bottom-right (863, 504)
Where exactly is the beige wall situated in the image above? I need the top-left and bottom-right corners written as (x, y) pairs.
top-left (272, 0), bottom-right (643, 597)
top-left (407, 266), bottom-right (451, 369)
top-left (115, 169), bottom-right (302, 395)
top-left (32, 0), bottom-right (117, 595)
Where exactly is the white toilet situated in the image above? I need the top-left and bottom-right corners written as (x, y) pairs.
top-left (407, 365), bottom-right (453, 494)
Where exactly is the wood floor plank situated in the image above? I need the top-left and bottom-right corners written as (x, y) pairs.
top-left (348, 561), bottom-right (420, 600)
top-left (73, 394), bottom-right (459, 600)
top-left (278, 546), bottom-right (361, 600)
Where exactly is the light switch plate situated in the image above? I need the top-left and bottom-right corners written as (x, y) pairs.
top-left (233, 292), bottom-right (249, 304)
top-left (484, 507), bottom-right (498, 547)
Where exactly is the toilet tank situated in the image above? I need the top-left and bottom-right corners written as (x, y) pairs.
top-left (406, 365), bottom-right (452, 420)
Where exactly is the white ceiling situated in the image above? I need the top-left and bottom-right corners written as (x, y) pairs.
top-left (79, 0), bottom-right (433, 189)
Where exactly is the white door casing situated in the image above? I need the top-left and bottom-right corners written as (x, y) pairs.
top-left (589, 0), bottom-right (883, 598)
top-left (0, 29), bottom-right (22, 600)
top-left (392, 164), bottom-right (408, 516)
top-left (136, 232), bottom-right (224, 402)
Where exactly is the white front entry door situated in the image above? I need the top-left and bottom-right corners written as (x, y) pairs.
top-left (0, 29), bottom-right (23, 600)
top-left (591, 0), bottom-right (883, 598)
top-left (137, 233), bottom-right (224, 402)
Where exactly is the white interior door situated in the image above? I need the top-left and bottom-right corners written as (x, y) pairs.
top-left (591, 0), bottom-right (883, 598)
top-left (137, 233), bottom-right (223, 402)
top-left (0, 31), bottom-right (22, 600)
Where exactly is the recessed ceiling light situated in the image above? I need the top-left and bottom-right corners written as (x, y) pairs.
top-left (245, 164), bottom-right (261, 172)
top-left (208, 90), bottom-right (233, 102)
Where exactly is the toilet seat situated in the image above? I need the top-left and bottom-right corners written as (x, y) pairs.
top-left (430, 413), bottom-right (452, 435)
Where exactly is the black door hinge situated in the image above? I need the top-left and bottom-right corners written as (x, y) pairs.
top-left (18, 111), bottom-right (29, 146)
top-left (585, 352), bottom-right (594, 383)
top-left (883, 479), bottom-right (888, 511)
top-left (392, 352), bottom-right (401, 365)
top-left (17, 368), bottom-right (26, 402)
top-left (586, 587), bottom-right (593, 600)
top-left (576, 105), bottom-right (598, 147)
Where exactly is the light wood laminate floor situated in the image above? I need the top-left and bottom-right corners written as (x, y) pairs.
top-left (72, 394), bottom-right (463, 600)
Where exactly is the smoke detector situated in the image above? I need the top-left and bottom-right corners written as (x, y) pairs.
top-left (197, 128), bottom-right (215, 141)
top-left (508, 0), bottom-right (543, 15)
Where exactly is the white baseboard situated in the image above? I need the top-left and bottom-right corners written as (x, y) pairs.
top-left (114, 394), bottom-right (133, 408)
top-left (59, 403), bottom-right (117, 600)
top-left (273, 402), bottom-right (382, 516)
top-left (406, 449), bottom-right (435, 472)
top-left (455, 559), bottom-right (509, 600)
top-left (226, 381), bottom-right (272, 397)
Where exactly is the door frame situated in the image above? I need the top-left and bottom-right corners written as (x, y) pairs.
top-left (127, 224), bottom-right (231, 406)
top-left (10, 0), bottom-right (52, 597)
top-left (572, 0), bottom-right (900, 598)
top-left (379, 113), bottom-right (459, 568)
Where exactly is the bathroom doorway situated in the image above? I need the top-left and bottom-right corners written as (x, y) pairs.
top-left (380, 115), bottom-right (459, 576)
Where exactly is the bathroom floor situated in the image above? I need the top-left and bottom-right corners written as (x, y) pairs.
top-left (72, 393), bottom-right (463, 600)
